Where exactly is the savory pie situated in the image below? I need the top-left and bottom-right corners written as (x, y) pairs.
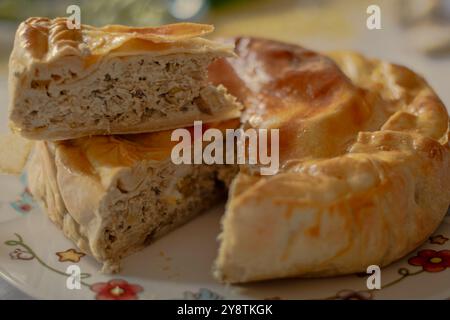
top-left (8, 18), bottom-right (241, 140)
top-left (9, 25), bottom-right (450, 283)
top-left (28, 120), bottom-right (239, 272)
top-left (209, 38), bottom-right (450, 283)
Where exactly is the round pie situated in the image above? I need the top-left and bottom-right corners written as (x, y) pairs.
top-left (209, 37), bottom-right (450, 283)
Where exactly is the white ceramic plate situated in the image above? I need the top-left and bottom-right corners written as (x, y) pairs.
top-left (0, 171), bottom-right (449, 300)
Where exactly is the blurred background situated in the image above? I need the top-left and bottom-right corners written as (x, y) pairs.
top-left (0, 0), bottom-right (449, 105)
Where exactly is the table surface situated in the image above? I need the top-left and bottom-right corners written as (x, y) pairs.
top-left (0, 278), bottom-right (30, 300)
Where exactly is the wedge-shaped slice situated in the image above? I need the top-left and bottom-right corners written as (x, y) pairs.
top-left (28, 120), bottom-right (239, 272)
top-left (9, 18), bottom-right (241, 140)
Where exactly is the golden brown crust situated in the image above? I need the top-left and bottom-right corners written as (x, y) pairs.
top-left (209, 38), bottom-right (448, 163)
top-left (210, 38), bottom-right (450, 283)
top-left (15, 17), bottom-right (224, 63)
top-left (53, 118), bottom-right (240, 175)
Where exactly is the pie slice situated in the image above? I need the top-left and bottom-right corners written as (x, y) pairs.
top-left (209, 38), bottom-right (450, 283)
top-left (28, 119), bottom-right (239, 272)
top-left (9, 18), bottom-right (241, 140)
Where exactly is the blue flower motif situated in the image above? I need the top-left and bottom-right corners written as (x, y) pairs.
top-left (10, 172), bottom-right (35, 214)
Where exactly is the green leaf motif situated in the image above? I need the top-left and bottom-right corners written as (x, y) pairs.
top-left (4, 240), bottom-right (20, 246)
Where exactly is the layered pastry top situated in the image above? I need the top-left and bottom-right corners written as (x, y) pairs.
top-left (13, 17), bottom-right (232, 67)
